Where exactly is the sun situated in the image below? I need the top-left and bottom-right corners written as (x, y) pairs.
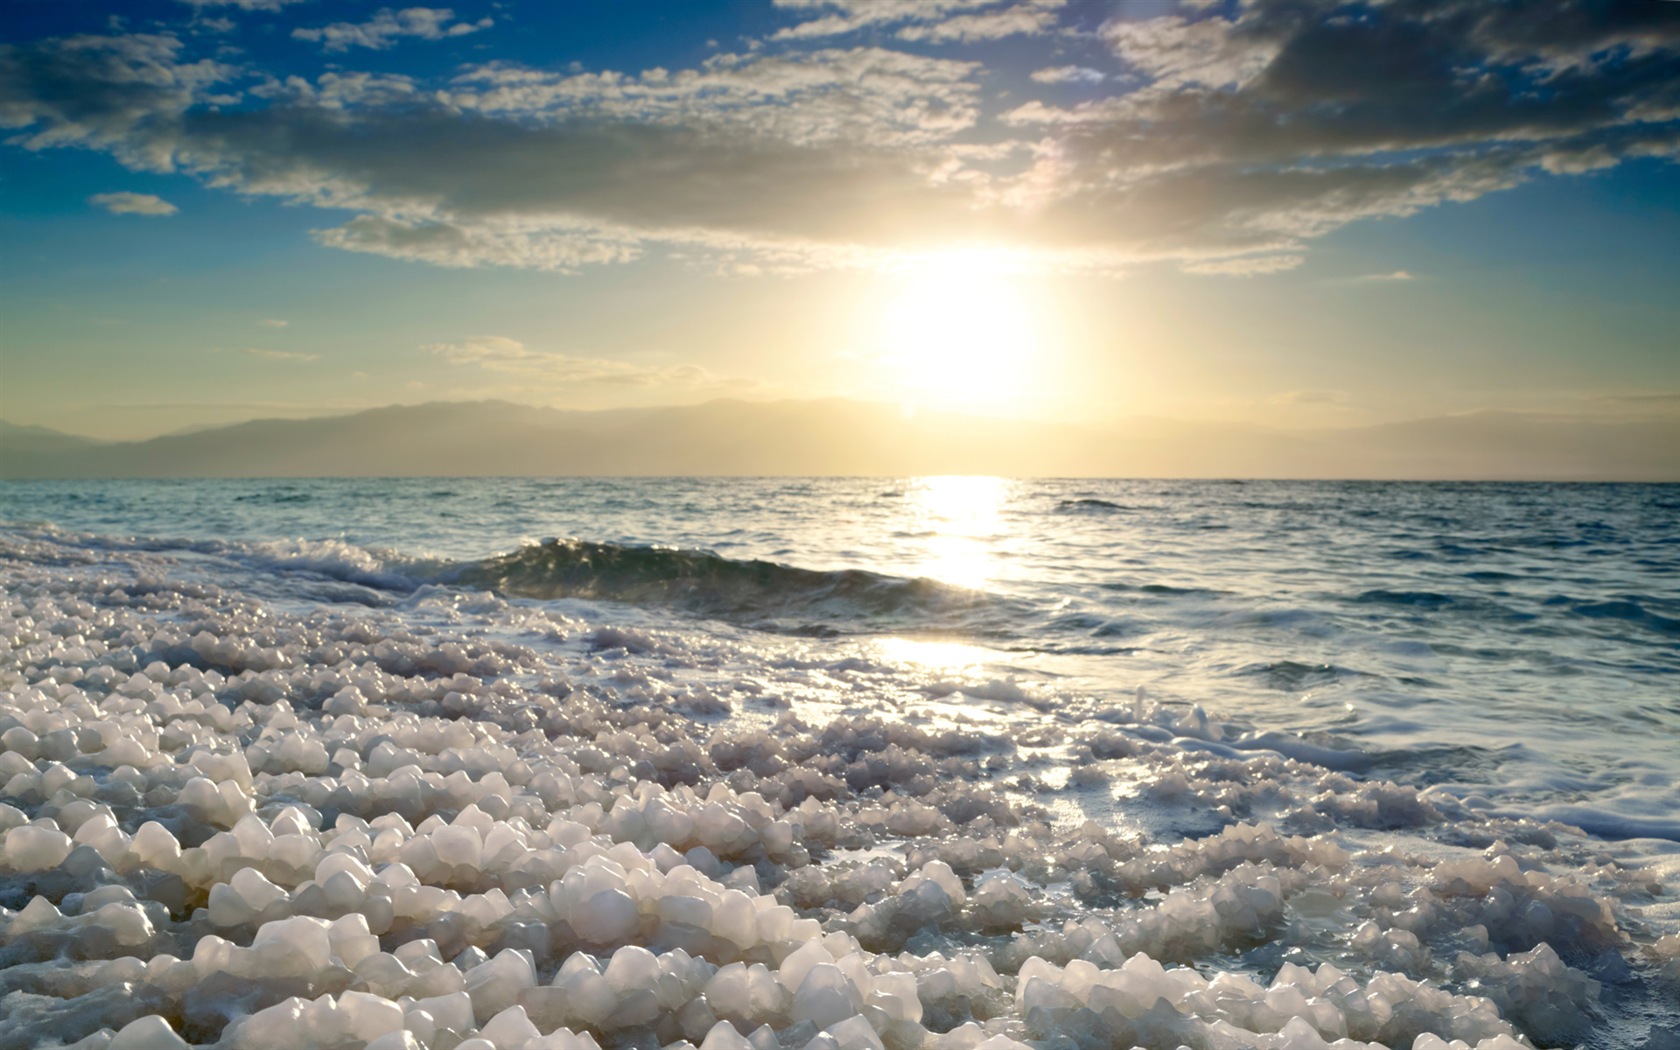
top-left (870, 247), bottom-right (1047, 415)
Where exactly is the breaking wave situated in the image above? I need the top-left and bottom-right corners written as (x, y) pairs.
top-left (448, 538), bottom-right (1002, 630)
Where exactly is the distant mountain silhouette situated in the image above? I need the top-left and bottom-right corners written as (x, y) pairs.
top-left (1, 400), bottom-right (1675, 480)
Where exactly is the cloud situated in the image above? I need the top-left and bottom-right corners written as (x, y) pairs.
top-left (1587, 392), bottom-right (1680, 404)
top-left (4, 2), bottom-right (1678, 279)
top-left (770, 0), bottom-right (996, 42)
top-left (1030, 65), bottom-right (1104, 84)
top-left (1180, 254), bottom-right (1302, 277)
top-left (179, 0), bottom-right (306, 10)
top-left (243, 348), bottom-right (318, 362)
top-left (425, 336), bottom-right (720, 388)
top-left (1001, 1), bottom-right (1680, 266)
top-left (1348, 270), bottom-right (1415, 283)
top-left (897, 2), bottom-right (1065, 44)
top-left (1270, 389), bottom-right (1350, 406)
top-left (89, 191), bottom-right (177, 216)
top-left (257, 318), bottom-right (288, 327)
top-left (292, 8), bottom-right (492, 53)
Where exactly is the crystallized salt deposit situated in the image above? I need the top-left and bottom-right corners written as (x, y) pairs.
top-left (0, 528), bottom-right (1674, 1049)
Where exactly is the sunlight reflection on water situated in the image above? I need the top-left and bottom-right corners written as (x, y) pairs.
top-left (904, 474), bottom-right (1011, 590)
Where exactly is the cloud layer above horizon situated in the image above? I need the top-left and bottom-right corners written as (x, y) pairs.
top-left (3, 0), bottom-right (1678, 280)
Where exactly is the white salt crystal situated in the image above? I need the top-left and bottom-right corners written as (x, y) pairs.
top-left (792, 963), bottom-right (862, 1030)
top-left (822, 1014), bottom-right (885, 1050)
top-left (572, 887), bottom-right (638, 944)
top-left (478, 1004), bottom-right (542, 1048)
top-left (364, 1031), bottom-right (423, 1050)
top-left (109, 1015), bottom-right (190, 1050)
top-left (465, 948), bottom-right (537, 1023)
top-left (252, 916), bottom-right (334, 973)
top-left (4, 824), bottom-right (73, 869)
top-left (700, 1020), bottom-right (754, 1049)
top-left (604, 944), bottom-right (661, 995)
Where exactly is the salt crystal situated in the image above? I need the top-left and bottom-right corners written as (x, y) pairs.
top-left (109, 1015), bottom-right (190, 1050)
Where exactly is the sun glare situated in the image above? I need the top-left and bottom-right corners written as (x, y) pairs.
top-left (906, 474), bottom-right (1010, 590)
top-left (871, 248), bottom-right (1047, 415)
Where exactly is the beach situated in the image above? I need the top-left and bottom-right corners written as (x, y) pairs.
top-left (1, 478), bottom-right (1677, 1048)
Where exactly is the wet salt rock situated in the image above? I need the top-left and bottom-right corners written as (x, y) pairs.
top-left (820, 1014), bottom-right (886, 1050)
top-left (323, 687), bottom-right (366, 716)
top-left (251, 915), bottom-right (334, 973)
top-left (339, 990), bottom-right (405, 1043)
top-left (108, 1015), bottom-right (190, 1050)
top-left (572, 887), bottom-right (639, 944)
top-left (792, 962), bottom-right (864, 1030)
top-left (778, 940), bottom-right (834, 995)
top-left (364, 1031), bottom-right (423, 1050)
top-left (129, 821), bottom-right (182, 867)
top-left (477, 1004), bottom-right (542, 1047)
top-left (711, 888), bottom-right (758, 948)
top-left (866, 970), bottom-right (921, 1025)
top-left (208, 866), bottom-right (289, 926)
top-left (13, 894), bottom-right (63, 932)
top-left (971, 871), bottom-right (1031, 929)
top-left (5, 823), bottom-right (74, 870)
top-left (90, 899), bottom-right (155, 946)
top-left (433, 823), bottom-right (483, 872)
top-left (699, 1020), bottom-right (754, 1049)
top-left (412, 990), bottom-right (474, 1035)
top-left (550, 962), bottom-right (618, 1029)
top-left (465, 947), bottom-right (537, 1023)
top-left (604, 944), bottom-right (662, 996)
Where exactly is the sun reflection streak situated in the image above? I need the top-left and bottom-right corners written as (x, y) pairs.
top-left (872, 635), bottom-right (994, 672)
top-left (905, 475), bottom-right (1010, 591)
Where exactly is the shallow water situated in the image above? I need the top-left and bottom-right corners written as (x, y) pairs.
top-left (2, 477), bottom-right (1678, 1048)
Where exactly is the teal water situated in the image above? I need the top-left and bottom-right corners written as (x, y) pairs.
top-left (4, 477), bottom-right (1677, 839)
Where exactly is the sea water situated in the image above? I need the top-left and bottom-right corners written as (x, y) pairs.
top-left (0, 477), bottom-right (1676, 1048)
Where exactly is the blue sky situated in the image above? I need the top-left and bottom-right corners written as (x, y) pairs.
top-left (1, 0), bottom-right (1677, 439)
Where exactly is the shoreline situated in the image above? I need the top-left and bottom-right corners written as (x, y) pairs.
top-left (2, 526), bottom-right (1676, 1048)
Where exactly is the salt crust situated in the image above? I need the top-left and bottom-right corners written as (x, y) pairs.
top-left (0, 531), bottom-right (1672, 1049)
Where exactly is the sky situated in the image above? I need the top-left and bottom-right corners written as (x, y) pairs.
top-left (0, 0), bottom-right (1677, 442)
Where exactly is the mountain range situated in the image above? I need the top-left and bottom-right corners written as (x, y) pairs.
top-left (1, 400), bottom-right (1675, 480)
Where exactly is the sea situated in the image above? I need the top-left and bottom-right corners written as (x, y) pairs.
top-left (2, 476), bottom-right (1678, 1047)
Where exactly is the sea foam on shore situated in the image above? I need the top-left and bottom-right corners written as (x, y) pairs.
top-left (0, 526), bottom-right (1676, 1049)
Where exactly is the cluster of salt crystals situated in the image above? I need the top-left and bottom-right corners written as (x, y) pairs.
top-left (0, 532), bottom-right (1668, 1049)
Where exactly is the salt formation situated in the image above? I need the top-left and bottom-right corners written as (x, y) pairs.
top-left (0, 529), bottom-right (1674, 1049)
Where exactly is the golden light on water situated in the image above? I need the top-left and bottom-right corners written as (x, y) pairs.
top-left (871, 636), bottom-right (994, 671)
top-left (872, 248), bottom-right (1046, 415)
top-left (906, 474), bottom-right (1010, 590)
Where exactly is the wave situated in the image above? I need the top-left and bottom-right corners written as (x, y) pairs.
top-left (447, 538), bottom-right (999, 630)
top-left (1055, 498), bottom-right (1130, 512)
top-left (1570, 598), bottom-right (1680, 637)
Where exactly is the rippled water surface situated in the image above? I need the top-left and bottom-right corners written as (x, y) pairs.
top-left (4, 477), bottom-right (1677, 836)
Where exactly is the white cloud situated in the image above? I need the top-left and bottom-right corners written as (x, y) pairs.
top-left (257, 318), bottom-right (288, 327)
top-left (1030, 65), bottom-right (1104, 84)
top-left (1101, 14), bottom-right (1280, 91)
top-left (1180, 254), bottom-right (1303, 277)
top-left (770, 0), bottom-right (995, 42)
top-left (6, 3), bottom-right (1678, 281)
top-left (243, 348), bottom-right (318, 362)
top-left (425, 336), bottom-right (719, 388)
top-left (292, 8), bottom-right (492, 53)
top-left (1270, 389), bottom-right (1350, 406)
top-left (770, 0), bottom-right (1062, 45)
top-left (898, 1), bottom-right (1064, 44)
top-left (442, 48), bottom-right (982, 148)
top-left (179, 0), bottom-right (306, 10)
top-left (89, 191), bottom-right (178, 216)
